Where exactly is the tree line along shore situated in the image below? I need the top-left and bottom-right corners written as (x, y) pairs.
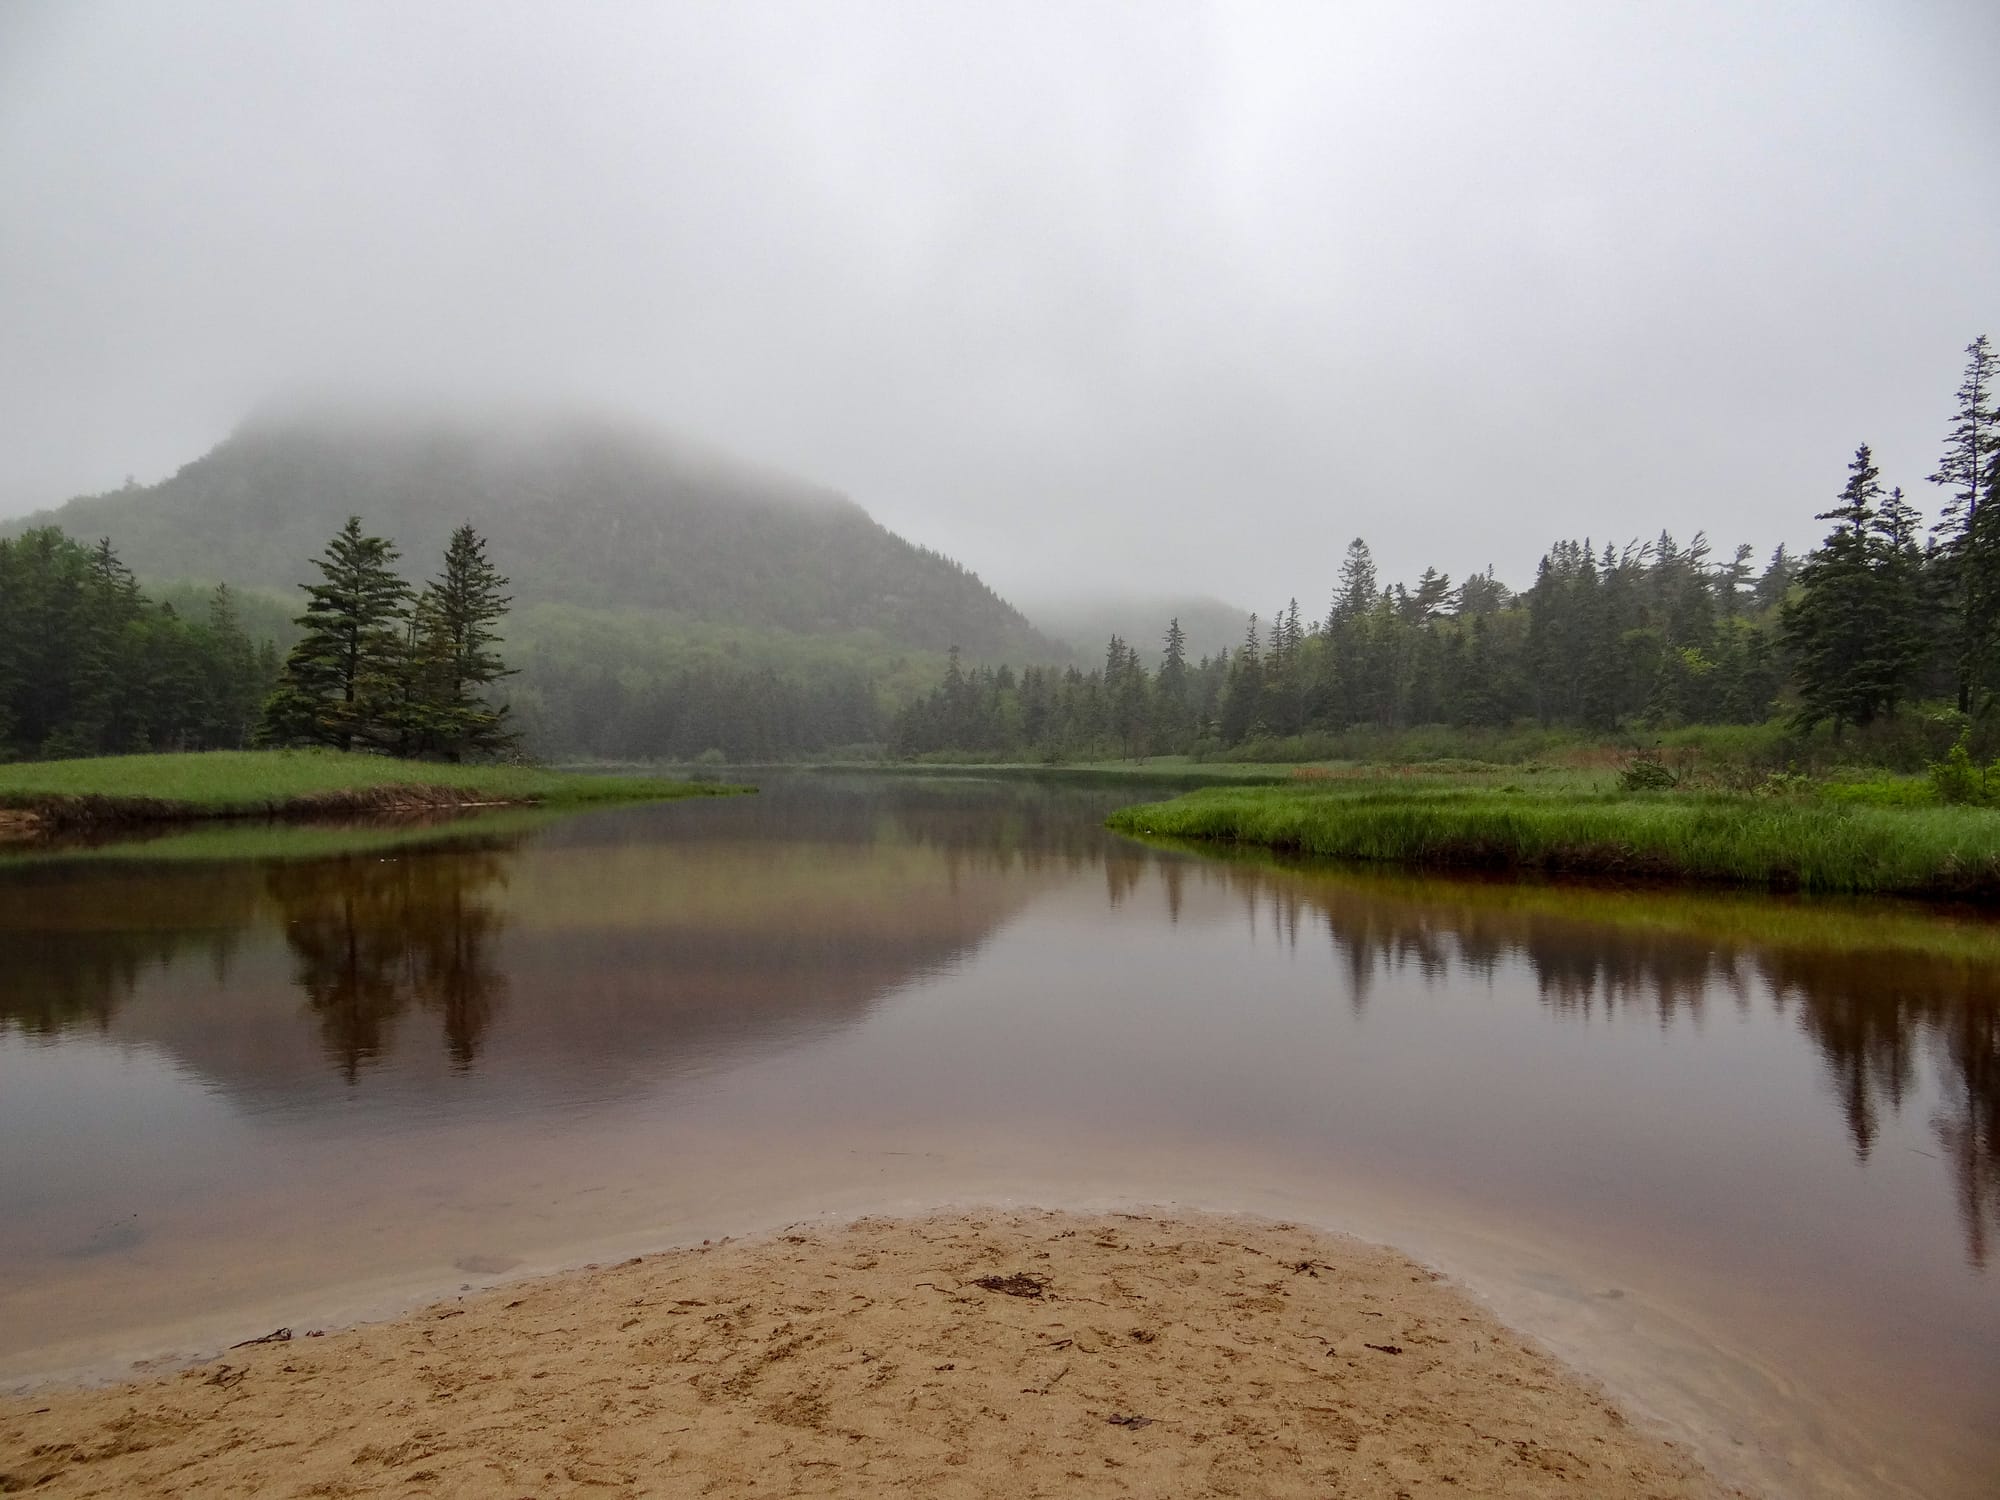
top-left (894, 336), bottom-right (2000, 771)
top-left (3, 334), bottom-right (1999, 893)
top-left (0, 514), bottom-right (740, 826)
top-left (6, 336), bottom-right (1998, 771)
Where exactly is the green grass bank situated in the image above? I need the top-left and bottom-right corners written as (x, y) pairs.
top-left (0, 750), bottom-right (743, 831)
top-left (1106, 780), bottom-right (2000, 900)
top-left (0, 806), bottom-right (576, 869)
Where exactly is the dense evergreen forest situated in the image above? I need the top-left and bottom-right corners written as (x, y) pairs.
top-left (0, 528), bottom-right (275, 759)
top-left (503, 608), bottom-right (899, 761)
top-left (0, 517), bottom-right (520, 764)
top-left (894, 337), bottom-right (2000, 763)
top-left (888, 537), bottom-right (1793, 760)
top-left (0, 524), bottom-right (906, 764)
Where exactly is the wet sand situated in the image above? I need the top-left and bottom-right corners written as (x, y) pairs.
top-left (0, 1208), bottom-right (1735, 1498)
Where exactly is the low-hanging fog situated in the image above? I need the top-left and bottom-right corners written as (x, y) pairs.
top-left (2, 0), bottom-right (1994, 609)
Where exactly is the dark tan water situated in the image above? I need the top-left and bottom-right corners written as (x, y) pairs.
top-left (1, 776), bottom-right (1994, 1497)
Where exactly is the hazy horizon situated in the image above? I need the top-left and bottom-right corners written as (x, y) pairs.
top-left (4, 1), bottom-right (1995, 608)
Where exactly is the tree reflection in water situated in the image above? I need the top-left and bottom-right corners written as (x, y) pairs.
top-left (2, 802), bottom-right (1994, 1267)
top-left (1204, 863), bottom-right (2000, 1268)
top-left (265, 847), bottom-right (512, 1080)
top-left (0, 865), bottom-right (261, 1035)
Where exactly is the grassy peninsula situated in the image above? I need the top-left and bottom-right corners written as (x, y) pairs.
top-left (0, 749), bottom-right (742, 831)
top-left (1106, 775), bottom-right (2000, 900)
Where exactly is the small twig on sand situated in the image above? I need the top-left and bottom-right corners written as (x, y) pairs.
top-left (230, 1327), bottom-right (292, 1349)
top-left (1020, 1363), bottom-right (1070, 1395)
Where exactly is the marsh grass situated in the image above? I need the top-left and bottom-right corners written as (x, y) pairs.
top-left (1108, 781), bottom-right (2000, 899)
top-left (0, 806), bottom-right (571, 867)
top-left (0, 749), bottom-right (741, 823)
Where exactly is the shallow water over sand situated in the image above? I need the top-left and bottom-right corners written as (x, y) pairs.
top-left (1, 775), bottom-right (1995, 1496)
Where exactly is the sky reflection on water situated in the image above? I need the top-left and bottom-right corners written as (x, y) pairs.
top-left (1, 776), bottom-right (1995, 1495)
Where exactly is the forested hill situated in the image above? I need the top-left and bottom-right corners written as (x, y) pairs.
top-left (9, 410), bottom-right (1059, 661)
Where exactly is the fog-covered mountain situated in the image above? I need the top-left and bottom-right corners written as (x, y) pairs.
top-left (10, 407), bottom-right (1061, 661)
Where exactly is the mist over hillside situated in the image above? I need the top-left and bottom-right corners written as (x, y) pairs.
top-left (11, 408), bottom-right (1061, 663)
top-left (1025, 596), bottom-right (1251, 666)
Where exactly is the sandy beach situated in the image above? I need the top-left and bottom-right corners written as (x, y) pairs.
top-left (0, 1208), bottom-right (1734, 1498)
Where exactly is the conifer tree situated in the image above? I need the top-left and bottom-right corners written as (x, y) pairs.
top-left (1409, 568), bottom-right (1453, 621)
top-left (1158, 618), bottom-right (1187, 693)
top-left (1716, 543), bottom-right (1755, 619)
top-left (1753, 544), bottom-right (1796, 613)
top-left (1155, 616), bottom-right (1190, 745)
top-left (261, 517), bottom-right (412, 750)
top-left (416, 524), bottom-right (516, 760)
top-left (1102, 635), bottom-right (1151, 756)
top-left (1219, 614), bottom-right (1263, 743)
top-left (201, 584), bottom-right (265, 748)
top-left (384, 589), bottom-right (454, 757)
top-left (1262, 597), bottom-right (1307, 733)
top-left (1875, 485), bottom-right (1934, 717)
top-left (1928, 334), bottom-right (1998, 710)
top-left (0, 544), bottom-right (16, 752)
top-left (1455, 566), bottom-right (1507, 616)
top-left (0, 529), bottom-right (287, 758)
top-left (1784, 446), bottom-right (1899, 732)
top-left (1332, 539), bottom-right (1377, 624)
top-left (64, 537), bottom-right (146, 753)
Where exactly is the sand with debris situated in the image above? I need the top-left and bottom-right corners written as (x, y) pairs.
top-left (0, 1208), bottom-right (1737, 1498)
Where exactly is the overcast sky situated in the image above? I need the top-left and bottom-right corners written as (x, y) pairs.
top-left (2, 1), bottom-right (1995, 610)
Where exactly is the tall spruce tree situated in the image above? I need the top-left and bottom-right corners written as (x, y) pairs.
top-left (1716, 543), bottom-right (1755, 619)
top-left (1264, 597), bottom-right (1306, 734)
top-left (1753, 544), bottom-right (1796, 612)
top-left (262, 517), bottom-right (412, 750)
top-left (1219, 614), bottom-right (1263, 743)
top-left (416, 524), bottom-right (516, 760)
top-left (1927, 334), bottom-right (1998, 711)
top-left (1874, 485), bottom-right (1934, 717)
top-left (1408, 567), bottom-right (1453, 621)
top-left (1784, 446), bottom-right (1897, 732)
top-left (385, 588), bottom-right (454, 758)
top-left (1332, 538), bottom-right (1377, 624)
top-left (1155, 616), bottom-right (1190, 746)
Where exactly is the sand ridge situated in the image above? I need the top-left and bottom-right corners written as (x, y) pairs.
top-left (0, 1208), bottom-right (1737, 1498)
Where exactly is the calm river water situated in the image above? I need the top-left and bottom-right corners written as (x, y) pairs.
top-left (1, 775), bottom-right (1994, 1496)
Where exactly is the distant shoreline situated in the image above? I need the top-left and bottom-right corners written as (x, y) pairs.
top-left (0, 749), bottom-right (746, 835)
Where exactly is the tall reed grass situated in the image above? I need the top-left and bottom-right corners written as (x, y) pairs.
top-left (1107, 782), bottom-right (2000, 899)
